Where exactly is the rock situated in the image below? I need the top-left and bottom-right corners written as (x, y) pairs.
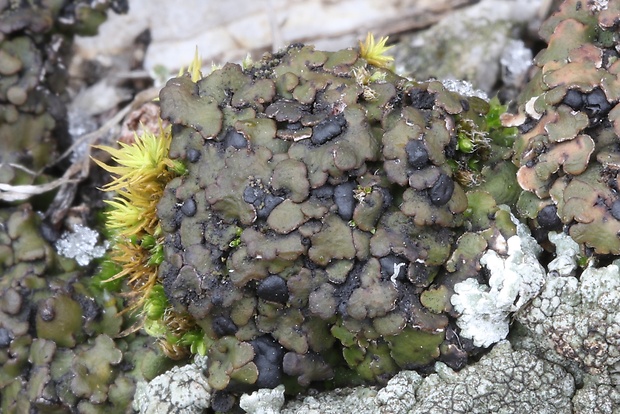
top-left (239, 385), bottom-right (286, 414)
top-left (516, 257), bottom-right (620, 374)
top-left (74, 0), bottom-right (473, 72)
top-left (279, 341), bottom-right (574, 413)
top-left (393, 0), bottom-right (542, 93)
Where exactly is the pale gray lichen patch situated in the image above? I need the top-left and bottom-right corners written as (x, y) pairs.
top-left (241, 371), bottom-right (423, 414)
top-left (451, 212), bottom-right (545, 347)
top-left (500, 39), bottom-right (533, 87)
top-left (280, 387), bottom-right (380, 414)
top-left (411, 341), bottom-right (574, 414)
top-left (572, 371), bottom-right (620, 414)
top-left (239, 385), bottom-right (286, 414)
top-left (374, 370), bottom-right (423, 413)
top-left (547, 231), bottom-right (580, 277)
top-left (517, 258), bottom-right (620, 374)
top-left (133, 355), bottom-right (211, 414)
top-left (441, 79), bottom-right (488, 100)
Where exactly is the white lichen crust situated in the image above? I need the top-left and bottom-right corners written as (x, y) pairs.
top-left (133, 356), bottom-right (211, 414)
top-left (572, 372), bottom-right (620, 414)
top-left (412, 341), bottom-right (574, 414)
top-left (451, 213), bottom-right (545, 347)
top-left (239, 385), bottom-right (286, 414)
top-left (513, 233), bottom-right (620, 414)
top-left (374, 370), bottom-right (423, 413)
top-left (517, 258), bottom-right (620, 374)
top-left (55, 224), bottom-right (108, 266)
top-left (280, 387), bottom-right (380, 414)
top-left (279, 370), bottom-right (424, 414)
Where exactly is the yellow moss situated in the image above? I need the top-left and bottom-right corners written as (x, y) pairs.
top-left (359, 32), bottom-right (394, 69)
top-left (95, 128), bottom-right (178, 188)
top-left (178, 46), bottom-right (203, 82)
top-left (92, 124), bottom-right (183, 311)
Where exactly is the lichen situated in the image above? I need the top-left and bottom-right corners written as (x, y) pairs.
top-left (278, 341), bottom-right (574, 414)
top-left (517, 255), bottom-right (620, 374)
top-left (0, 0), bottom-right (126, 201)
top-left (139, 35), bottom-right (521, 395)
top-left (133, 355), bottom-right (212, 414)
top-left (451, 211), bottom-right (546, 347)
top-left (507, 0), bottom-right (620, 255)
top-left (0, 205), bottom-right (172, 413)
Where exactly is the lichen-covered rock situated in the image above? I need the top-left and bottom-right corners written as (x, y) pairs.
top-left (156, 39), bottom-right (520, 392)
top-left (278, 341), bottom-right (574, 414)
top-left (393, 0), bottom-right (541, 93)
top-left (508, 0), bottom-right (620, 255)
top-left (516, 255), bottom-right (620, 375)
top-left (280, 386), bottom-right (380, 414)
top-left (572, 372), bottom-right (620, 414)
top-left (239, 385), bottom-right (286, 414)
top-left (133, 355), bottom-right (212, 414)
top-left (409, 341), bottom-right (575, 414)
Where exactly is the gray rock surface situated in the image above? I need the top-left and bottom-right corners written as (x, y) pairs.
top-left (516, 256), bottom-right (620, 374)
top-left (276, 341), bottom-right (574, 414)
top-left (511, 233), bottom-right (620, 414)
top-left (572, 372), bottom-right (620, 414)
top-left (240, 386), bottom-right (286, 414)
top-left (393, 0), bottom-right (542, 93)
top-left (74, 0), bottom-right (470, 72)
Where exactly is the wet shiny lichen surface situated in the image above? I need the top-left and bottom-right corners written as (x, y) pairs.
top-left (509, 0), bottom-right (620, 255)
top-left (157, 43), bottom-right (519, 392)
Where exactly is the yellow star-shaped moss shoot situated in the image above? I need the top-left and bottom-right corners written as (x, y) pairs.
top-left (93, 126), bottom-right (185, 193)
top-left (93, 125), bottom-right (187, 238)
top-left (178, 46), bottom-right (203, 82)
top-left (359, 32), bottom-right (394, 69)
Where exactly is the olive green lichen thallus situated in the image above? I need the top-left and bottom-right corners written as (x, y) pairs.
top-left (509, 0), bottom-right (620, 255)
top-left (152, 34), bottom-right (520, 393)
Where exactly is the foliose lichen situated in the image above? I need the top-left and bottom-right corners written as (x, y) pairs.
top-left (0, 205), bottom-right (172, 413)
top-left (507, 0), bottom-right (620, 255)
top-left (0, 0), bottom-right (127, 199)
top-left (451, 210), bottom-right (546, 348)
top-left (127, 32), bottom-right (523, 399)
